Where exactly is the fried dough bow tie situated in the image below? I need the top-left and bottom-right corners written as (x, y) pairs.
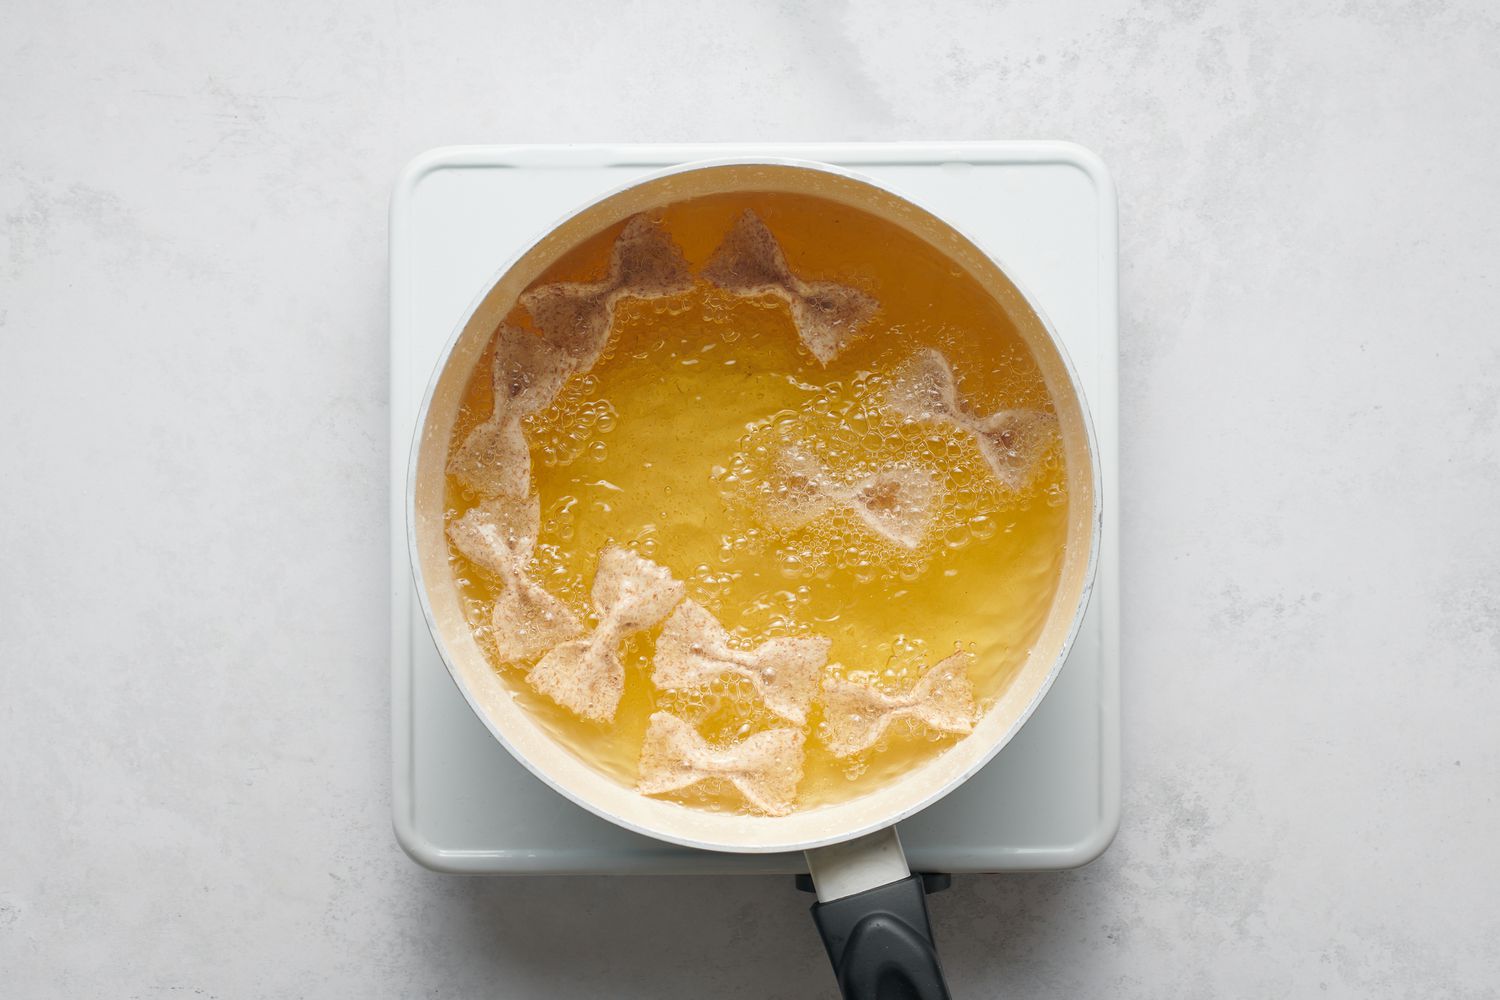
top-left (702, 210), bottom-right (878, 366)
top-left (768, 445), bottom-right (941, 549)
top-left (528, 547), bottom-right (685, 723)
top-left (447, 326), bottom-right (573, 498)
top-left (520, 214), bottom-right (694, 371)
top-left (821, 651), bottom-right (977, 758)
top-left (886, 348), bottom-right (1058, 491)
top-left (446, 495), bottom-right (583, 663)
top-left (652, 600), bottom-right (831, 725)
top-left (637, 711), bottom-right (806, 816)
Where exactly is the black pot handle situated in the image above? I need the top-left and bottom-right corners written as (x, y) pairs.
top-left (810, 874), bottom-right (953, 1000)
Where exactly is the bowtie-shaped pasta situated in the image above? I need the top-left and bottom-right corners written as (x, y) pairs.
top-left (447, 495), bottom-right (583, 663)
top-left (886, 349), bottom-right (1058, 491)
top-left (652, 601), bottom-right (831, 725)
top-left (637, 711), bottom-right (806, 816)
top-left (520, 215), bottom-right (694, 371)
top-left (528, 547), bottom-right (685, 723)
top-left (821, 651), bottom-right (977, 758)
top-left (447, 325), bottom-right (574, 498)
top-left (767, 446), bottom-right (940, 549)
top-left (702, 210), bottom-right (878, 366)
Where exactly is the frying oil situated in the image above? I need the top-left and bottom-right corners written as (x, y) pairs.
top-left (445, 192), bottom-right (1069, 812)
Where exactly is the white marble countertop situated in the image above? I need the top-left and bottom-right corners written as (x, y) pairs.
top-left (3, 2), bottom-right (1497, 997)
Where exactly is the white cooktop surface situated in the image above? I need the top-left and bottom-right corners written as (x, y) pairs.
top-left (389, 142), bottom-right (1119, 874)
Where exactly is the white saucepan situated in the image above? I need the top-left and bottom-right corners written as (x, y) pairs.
top-left (407, 160), bottom-right (1100, 999)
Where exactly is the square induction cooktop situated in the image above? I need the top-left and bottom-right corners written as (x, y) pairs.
top-left (390, 142), bottom-right (1119, 874)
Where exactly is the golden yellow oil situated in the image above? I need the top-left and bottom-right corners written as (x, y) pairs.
top-left (445, 192), bottom-right (1068, 813)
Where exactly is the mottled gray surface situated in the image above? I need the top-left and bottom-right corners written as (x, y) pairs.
top-left (2, 1), bottom-right (1498, 997)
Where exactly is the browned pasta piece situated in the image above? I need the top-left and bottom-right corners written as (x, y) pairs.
top-left (528, 547), bottom-right (685, 723)
top-left (886, 349), bottom-right (1057, 491)
top-left (520, 215), bottom-right (693, 371)
top-left (652, 601), bottom-right (830, 725)
top-left (447, 495), bottom-right (583, 662)
top-left (821, 651), bottom-right (977, 758)
top-left (764, 445), bottom-right (941, 549)
top-left (702, 210), bottom-right (877, 365)
top-left (638, 711), bottom-right (805, 816)
top-left (448, 326), bottom-right (574, 498)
